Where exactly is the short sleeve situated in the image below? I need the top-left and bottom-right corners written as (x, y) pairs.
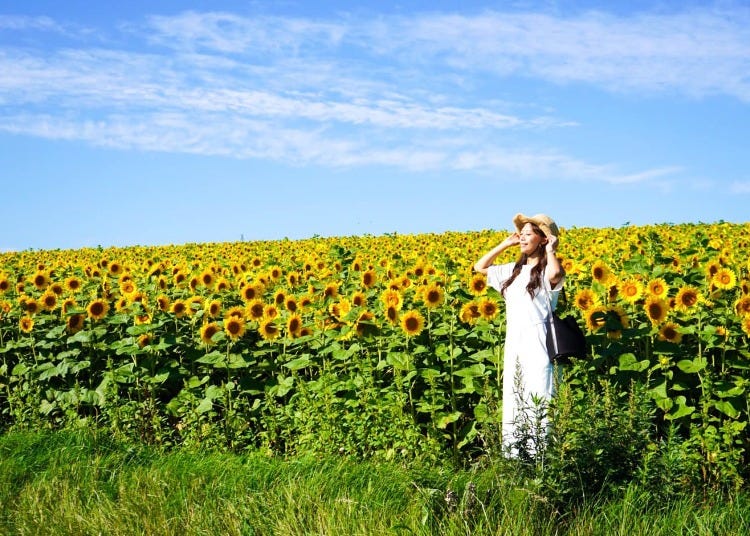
top-left (486, 263), bottom-right (515, 293)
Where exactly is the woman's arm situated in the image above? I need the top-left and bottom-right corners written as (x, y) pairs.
top-left (545, 234), bottom-right (565, 286)
top-left (473, 234), bottom-right (519, 275)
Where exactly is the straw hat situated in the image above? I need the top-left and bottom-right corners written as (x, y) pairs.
top-left (512, 213), bottom-right (559, 238)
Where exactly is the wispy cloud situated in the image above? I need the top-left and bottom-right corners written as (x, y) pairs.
top-left (731, 181), bottom-right (750, 194)
top-left (1, 5), bottom-right (746, 180)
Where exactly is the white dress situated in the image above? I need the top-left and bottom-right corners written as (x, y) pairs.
top-left (486, 262), bottom-right (564, 453)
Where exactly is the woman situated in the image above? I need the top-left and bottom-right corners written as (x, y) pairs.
top-left (473, 213), bottom-right (565, 456)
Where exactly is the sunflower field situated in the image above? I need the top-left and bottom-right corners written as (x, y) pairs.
top-left (1, 222), bottom-right (749, 489)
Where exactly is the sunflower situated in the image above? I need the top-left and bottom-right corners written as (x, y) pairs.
top-left (734, 296), bottom-right (750, 317)
top-left (31, 271), bottom-right (50, 290)
top-left (323, 282), bottom-right (339, 299)
top-left (468, 274), bottom-right (487, 296)
top-left (459, 301), bottom-right (482, 325)
top-left (225, 305), bottom-right (246, 320)
top-left (273, 290), bottom-right (286, 306)
top-left (658, 322), bottom-right (683, 344)
top-left (354, 310), bottom-right (377, 337)
top-left (18, 296), bottom-right (42, 315)
top-left (0, 276), bottom-right (10, 294)
top-left (87, 299), bottom-right (110, 321)
top-left (385, 304), bottom-right (399, 325)
top-left (606, 305), bottom-right (629, 339)
top-left (108, 262), bottom-right (123, 276)
top-left (351, 291), bottom-right (366, 308)
top-left (299, 296), bottom-right (313, 309)
top-left (224, 317), bottom-right (246, 340)
top-left (264, 304), bottom-right (280, 319)
top-left (573, 288), bottom-right (600, 312)
top-left (65, 313), bottom-right (85, 334)
top-left (115, 297), bottom-right (130, 313)
top-left (247, 299), bottom-right (266, 320)
top-left (215, 278), bottom-right (231, 292)
top-left (380, 289), bottom-right (403, 310)
top-left (422, 283), bottom-right (445, 309)
top-left (400, 310), bottom-right (425, 337)
top-left (478, 297), bottom-right (499, 321)
top-left (712, 268), bottom-right (736, 290)
top-left (286, 271), bottom-right (300, 287)
top-left (618, 278), bottom-right (644, 304)
top-left (591, 261), bottom-right (612, 284)
top-left (361, 270), bottom-right (377, 289)
top-left (240, 282), bottom-right (262, 302)
top-left (704, 260), bottom-right (721, 279)
top-left (186, 296), bottom-right (203, 316)
top-left (207, 299), bottom-right (222, 318)
top-left (50, 283), bottom-right (64, 296)
top-left (742, 316), bottom-right (750, 337)
top-left (387, 278), bottom-right (402, 291)
top-left (646, 278), bottom-right (669, 299)
top-left (128, 291), bottom-right (147, 306)
top-left (137, 334), bottom-right (153, 348)
top-left (643, 296), bottom-right (669, 325)
top-left (156, 295), bottom-right (170, 312)
top-left (674, 286), bottom-right (701, 312)
top-left (286, 314), bottom-right (303, 338)
top-left (133, 311), bottom-right (151, 324)
top-left (40, 291), bottom-right (58, 312)
top-left (258, 317), bottom-right (280, 341)
top-left (585, 305), bottom-right (608, 332)
top-left (200, 322), bottom-right (222, 346)
top-left (328, 299), bottom-right (351, 321)
top-left (61, 298), bottom-right (77, 314)
top-left (199, 270), bottom-right (215, 288)
top-left (170, 299), bottom-right (188, 318)
top-left (269, 265), bottom-right (283, 281)
top-left (19, 316), bottom-right (34, 333)
top-left (119, 281), bottom-right (136, 295)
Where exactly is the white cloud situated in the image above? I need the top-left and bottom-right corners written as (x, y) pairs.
top-left (2, 5), bottom-right (746, 181)
top-left (730, 181), bottom-right (750, 193)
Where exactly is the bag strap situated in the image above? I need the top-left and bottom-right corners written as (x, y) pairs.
top-left (544, 281), bottom-right (559, 355)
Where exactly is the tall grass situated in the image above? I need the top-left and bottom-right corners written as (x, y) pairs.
top-left (1, 430), bottom-right (748, 535)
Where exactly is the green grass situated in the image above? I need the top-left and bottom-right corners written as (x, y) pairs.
top-left (0, 430), bottom-right (748, 535)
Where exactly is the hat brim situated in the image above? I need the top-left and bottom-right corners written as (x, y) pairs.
top-left (513, 213), bottom-right (557, 237)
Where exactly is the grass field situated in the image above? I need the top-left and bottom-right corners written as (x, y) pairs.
top-left (1, 429), bottom-right (748, 536)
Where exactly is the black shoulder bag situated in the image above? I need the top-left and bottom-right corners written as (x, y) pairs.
top-left (545, 287), bottom-right (587, 365)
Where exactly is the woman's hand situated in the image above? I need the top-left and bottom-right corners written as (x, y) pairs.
top-left (504, 232), bottom-right (520, 248)
top-left (545, 234), bottom-right (558, 252)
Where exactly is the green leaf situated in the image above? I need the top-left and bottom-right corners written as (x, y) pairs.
top-left (196, 350), bottom-right (226, 365)
top-left (11, 363), bottom-right (30, 376)
top-left (435, 411), bottom-right (462, 429)
top-left (454, 363), bottom-right (485, 378)
top-left (196, 397), bottom-right (214, 414)
top-left (713, 399), bottom-right (741, 418)
top-left (284, 355), bottom-right (312, 371)
top-left (617, 353), bottom-right (649, 372)
top-left (665, 396), bottom-right (695, 420)
top-left (676, 357), bottom-right (707, 373)
top-left (648, 379), bottom-right (667, 400)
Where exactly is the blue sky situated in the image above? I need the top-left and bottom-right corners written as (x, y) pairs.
top-left (1, 0), bottom-right (749, 251)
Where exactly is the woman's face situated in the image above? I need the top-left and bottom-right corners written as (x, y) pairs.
top-left (519, 222), bottom-right (546, 256)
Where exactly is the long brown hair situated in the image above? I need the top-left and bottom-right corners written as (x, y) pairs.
top-left (500, 223), bottom-right (548, 299)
